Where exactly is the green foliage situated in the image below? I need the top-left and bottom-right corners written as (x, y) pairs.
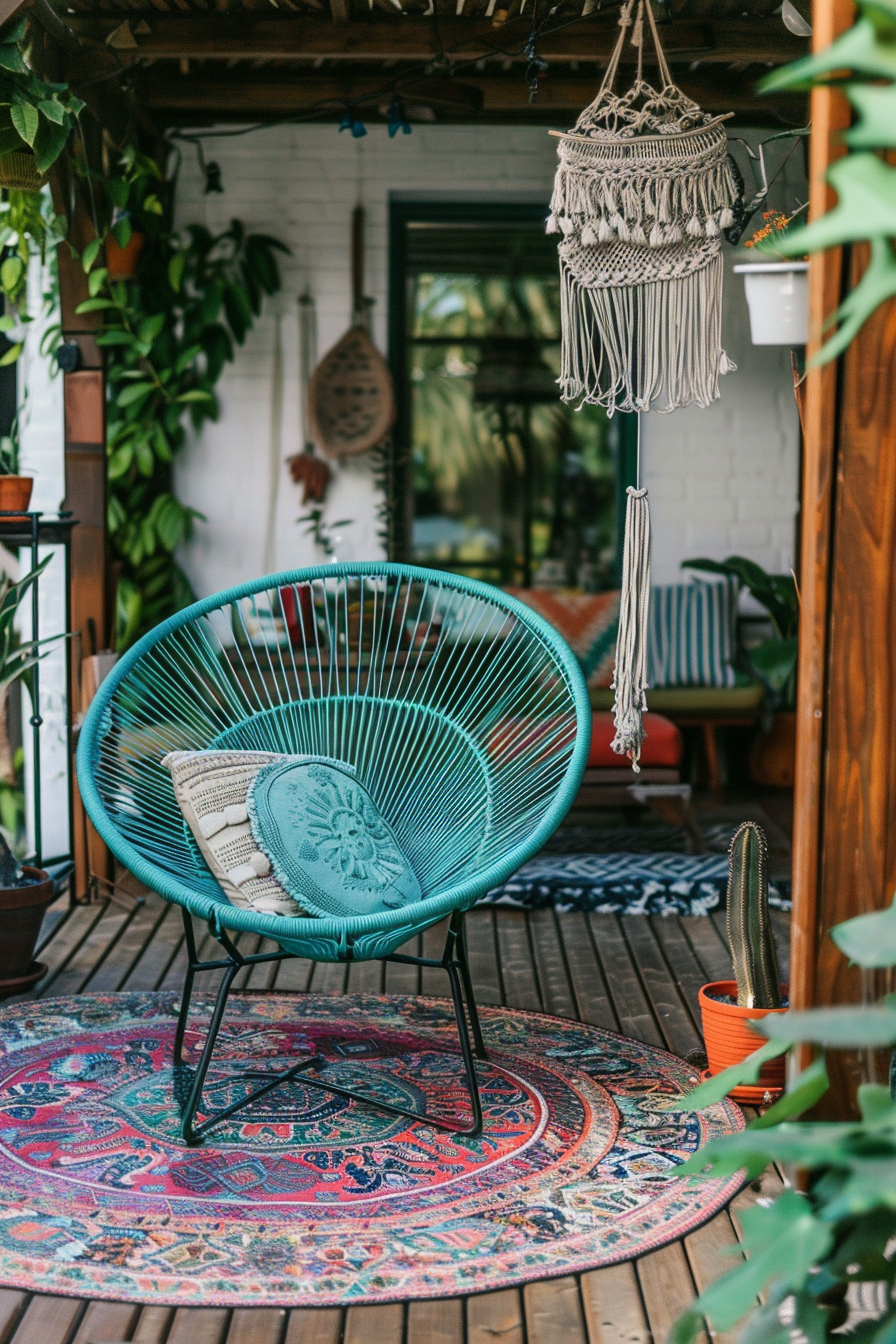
top-left (758, 0), bottom-right (896, 365)
top-left (76, 148), bottom-right (289, 649)
top-left (0, 186), bottom-right (66, 361)
top-left (676, 889), bottom-right (896, 1344)
top-left (683, 555), bottom-right (799, 707)
top-left (727, 822), bottom-right (783, 1009)
top-left (0, 555), bottom-right (57, 693)
top-left (0, 419), bottom-right (17, 475)
top-left (0, 17), bottom-right (84, 174)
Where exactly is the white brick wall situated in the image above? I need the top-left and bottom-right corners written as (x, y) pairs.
top-left (174, 123), bottom-right (802, 596)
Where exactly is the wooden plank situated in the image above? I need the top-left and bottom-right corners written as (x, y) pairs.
top-left (343, 1304), bottom-right (403, 1344)
top-left (308, 958), bottom-right (347, 995)
top-left (226, 1309), bottom-right (288, 1344)
top-left (529, 909), bottom-right (577, 1019)
top-left (648, 918), bottom-right (710, 1035)
top-left (580, 1263), bottom-right (649, 1344)
top-left (789, 0), bottom-right (853, 1026)
top-left (122, 902), bottom-right (187, 990)
top-left (495, 913), bottom-right (540, 1012)
top-left (467, 1290), bottom-right (523, 1344)
top-left (132, 1307), bottom-right (176, 1343)
top-left (70, 1302), bottom-right (141, 1344)
top-left (685, 1214), bottom-right (746, 1344)
top-left (32, 900), bottom-right (108, 991)
top-left (680, 914), bottom-right (733, 986)
top-left (384, 935), bottom-right (419, 996)
top-left (283, 1311), bottom-right (342, 1344)
top-left (637, 1243), bottom-right (705, 1344)
top-left (420, 919), bottom-right (449, 999)
top-left (0, 1293), bottom-right (26, 1344)
top-left (7, 1298), bottom-right (83, 1344)
top-left (407, 1298), bottom-right (463, 1344)
top-left (82, 892), bottom-right (168, 991)
top-left (166, 1309), bottom-right (231, 1344)
top-left (581, 1263), bottom-right (648, 1344)
top-left (621, 918), bottom-right (702, 1057)
top-left (39, 901), bottom-right (133, 998)
top-left (283, 1310), bottom-right (343, 1344)
top-left (232, 935), bottom-right (263, 991)
top-left (524, 1277), bottom-right (587, 1344)
top-left (244, 940), bottom-right (282, 991)
top-left (273, 956), bottom-right (314, 992)
top-left (346, 955), bottom-right (382, 993)
top-left (588, 916), bottom-right (664, 1047)
top-left (464, 909), bottom-right (502, 1007)
top-left (35, 895), bottom-right (73, 952)
top-left (557, 914), bottom-right (619, 1031)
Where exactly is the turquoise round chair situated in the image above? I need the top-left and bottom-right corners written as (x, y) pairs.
top-left (77, 564), bottom-right (590, 1144)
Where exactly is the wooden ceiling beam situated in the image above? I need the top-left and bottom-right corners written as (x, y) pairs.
top-left (140, 69), bottom-right (806, 118)
top-left (63, 15), bottom-right (808, 66)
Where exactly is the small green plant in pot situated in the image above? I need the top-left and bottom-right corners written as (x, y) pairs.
top-left (0, 556), bottom-right (62, 998)
top-left (697, 821), bottom-right (788, 1103)
top-left (0, 421), bottom-right (32, 517)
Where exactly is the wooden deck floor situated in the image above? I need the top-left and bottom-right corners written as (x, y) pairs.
top-left (0, 886), bottom-right (790, 1344)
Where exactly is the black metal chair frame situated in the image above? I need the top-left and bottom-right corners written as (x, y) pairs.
top-left (172, 907), bottom-right (488, 1146)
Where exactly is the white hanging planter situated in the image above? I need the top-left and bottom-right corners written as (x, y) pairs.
top-left (733, 260), bottom-right (809, 346)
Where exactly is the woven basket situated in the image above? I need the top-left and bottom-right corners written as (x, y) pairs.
top-left (0, 153), bottom-right (46, 192)
top-left (308, 326), bottom-right (396, 459)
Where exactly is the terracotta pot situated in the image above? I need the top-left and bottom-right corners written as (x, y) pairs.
top-left (0, 476), bottom-right (33, 519)
top-left (699, 980), bottom-right (788, 1103)
top-left (749, 710), bottom-right (796, 788)
top-left (107, 230), bottom-right (146, 280)
top-left (0, 867), bottom-right (54, 998)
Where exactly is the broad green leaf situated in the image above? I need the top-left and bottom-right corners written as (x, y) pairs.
top-left (760, 16), bottom-right (896, 89)
top-left (177, 389), bottom-right (214, 403)
top-left (0, 43), bottom-right (28, 74)
top-left (87, 267), bottom-right (108, 298)
top-left (112, 216), bottom-right (132, 250)
top-left (846, 82), bottom-right (896, 146)
top-left (134, 440), bottom-right (154, 476)
top-left (106, 177), bottom-right (128, 210)
top-left (833, 894), bottom-right (896, 967)
top-left (143, 193), bottom-right (164, 216)
top-left (857, 1084), bottom-right (896, 1123)
top-left (107, 445), bottom-right (134, 480)
top-left (38, 99), bottom-right (66, 126)
top-left (0, 314), bottom-right (14, 332)
top-left (0, 255), bottom-right (22, 290)
top-left (759, 1004), bottom-right (896, 1046)
top-left (75, 298), bottom-right (117, 315)
top-left (680, 1038), bottom-right (791, 1111)
top-left (749, 636), bottom-right (799, 693)
top-left (33, 114), bottom-right (68, 172)
top-left (0, 341), bottom-right (22, 366)
top-left (117, 381), bottom-right (156, 408)
top-left (81, 238), bottom-right (102, 273)
top-left (137, 313), bottom-right (165, 345)
top-left (811, 239), bottom-right (896, 369)
top-left (776, 155), bottom-right (896, 255)
top-left (748, 1056), bottom-right (829, 1129)
top-left (168, 250), bottom-right (186, 293)
top-left (9, 103), bottom-right (38, 147)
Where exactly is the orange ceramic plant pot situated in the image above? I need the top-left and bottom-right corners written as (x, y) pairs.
top-left (0, 476), bottom-right (33, 518)
top-left (698, 980), bottom-right (788, 1104)
top-left (106, 231), bottom-right (146, 280)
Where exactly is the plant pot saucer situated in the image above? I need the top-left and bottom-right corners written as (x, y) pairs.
top-left (0, 959), bottom-right (46, 1000)
top-left (699, 1067), bottom-right (782, 1107)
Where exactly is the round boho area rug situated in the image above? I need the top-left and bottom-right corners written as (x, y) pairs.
top-left (0, 991), bottom-right (744, 1306)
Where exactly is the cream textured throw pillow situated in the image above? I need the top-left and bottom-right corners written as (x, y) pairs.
top-left (163, 749), bottom-right (314, 918)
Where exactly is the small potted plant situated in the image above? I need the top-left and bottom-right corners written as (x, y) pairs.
top-left (0, 558), bottom-right (58, 998)
top-left (698, 821), bottom-right (788, 1103)
top-left (683, 555), bottom-right (798, 786)
top-left (733, 208), bottom-right (809, 346)
top-left (0, 422), bottom-right (32, 517)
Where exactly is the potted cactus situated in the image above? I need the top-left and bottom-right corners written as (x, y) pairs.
top-left (697, 821), bottom-right (788, 1103)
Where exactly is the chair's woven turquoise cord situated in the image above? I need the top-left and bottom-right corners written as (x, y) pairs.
top-left (77, 563), bottom-right (591, 956)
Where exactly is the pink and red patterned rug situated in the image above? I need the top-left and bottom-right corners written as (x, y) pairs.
top-left (0, 991), bottom-right (742, 1306)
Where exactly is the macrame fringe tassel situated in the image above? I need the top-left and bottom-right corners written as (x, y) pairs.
top-left (559, 251), bottom-right (734, 414)
top-left (612, 485), bottom-right (651, 770)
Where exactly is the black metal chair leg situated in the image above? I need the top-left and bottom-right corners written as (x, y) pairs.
top-left (454, 914), bottom-right (488, 1061)
top-left (446, 961), bottom-right (484, 1138)
top-left (179, 961), bottom-right (240, 1145)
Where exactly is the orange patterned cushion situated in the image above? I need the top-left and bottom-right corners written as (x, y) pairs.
top-left (507, 589), bottom-right (619, 690)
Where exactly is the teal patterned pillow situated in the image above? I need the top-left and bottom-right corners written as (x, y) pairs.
top-left (247, 759), bottom-right (422, 919)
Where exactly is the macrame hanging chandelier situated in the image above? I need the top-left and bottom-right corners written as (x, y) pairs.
top-left (547, 0), bottom-right (739, 416)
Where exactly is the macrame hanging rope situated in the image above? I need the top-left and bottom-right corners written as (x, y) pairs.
top-left (611, 416), bottom-right (651, 769)
top-left (547, 0), bottom-right (738, 415)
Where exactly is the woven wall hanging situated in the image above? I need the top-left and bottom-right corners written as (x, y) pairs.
top-left (547, 0), bottom-right (738, 416)
top-left (547, 4), bottom-right (739, 767)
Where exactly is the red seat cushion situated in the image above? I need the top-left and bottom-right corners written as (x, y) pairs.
top-left (587, 711), bottom-right (683, 769)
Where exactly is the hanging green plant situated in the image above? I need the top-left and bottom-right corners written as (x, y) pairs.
top-left (759, 0), bottom-right (896, 364)
top-left (76, 147), bottom-right (290, 649)
top-left (0, 16), bottom-right (84, 189)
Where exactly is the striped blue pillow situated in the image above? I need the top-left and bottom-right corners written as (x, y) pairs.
top-left (648, 580), bottom-right (737, 688)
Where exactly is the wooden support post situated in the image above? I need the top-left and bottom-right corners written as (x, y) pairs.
top-left (790, 0), bottom-right (896, 1110)
top-left (51, 163), bottom-right (113, 901)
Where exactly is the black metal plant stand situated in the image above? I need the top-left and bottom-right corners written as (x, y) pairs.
top-left (172, 906), bottom-right (488, 1145)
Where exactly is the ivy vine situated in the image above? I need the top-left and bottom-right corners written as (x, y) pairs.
top-left (77, 148), bottom-right (289, 649)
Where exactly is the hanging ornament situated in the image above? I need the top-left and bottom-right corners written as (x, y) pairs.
top-left (547, 0), bottom-right (739, 415)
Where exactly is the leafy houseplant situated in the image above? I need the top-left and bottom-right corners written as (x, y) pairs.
top-left (0, 420), bottom-right (32, 516)
top-left (0, 557), bottom-right (60, 998)
top-left (0, 17), bottom-right (84, 191)
top-left (698, 821), bottom-right (788, 1104)
top-left (684, 554), bottom-right (799, 786)
top-left (76, 148), bottom-right (289, 649)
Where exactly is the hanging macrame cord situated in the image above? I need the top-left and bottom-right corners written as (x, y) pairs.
top-left (611, 416), bottom-right (651, 769)
top-left (547, 0), bottom-right (738, 415)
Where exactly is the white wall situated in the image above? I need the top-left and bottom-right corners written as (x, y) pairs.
top-left (174, 123), bottom-right (802, 596)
